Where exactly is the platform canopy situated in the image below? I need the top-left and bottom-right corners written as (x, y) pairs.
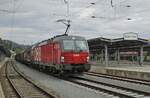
top-left (88, 33), bottom-right (149, 53)
top-left (88, 33), bottom-right (150, 66)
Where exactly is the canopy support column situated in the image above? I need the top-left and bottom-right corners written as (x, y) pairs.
top-left (140, 46), bottom-right (144, 66)
top-left (117, 49), bottom-right (120, 64)
top-left (101, 49), bottom-right (104, 64)
top-left (105, 45), bottom-right (108, 66)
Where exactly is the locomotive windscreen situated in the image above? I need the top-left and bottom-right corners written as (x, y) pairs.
top-left (63, 40), bottom-right (88, 51)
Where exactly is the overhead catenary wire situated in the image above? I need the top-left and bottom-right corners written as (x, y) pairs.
top-left (73, 0), bottom-right (129, 18)
top-left (10, 0), bottom-right (16, 36)
top-left (55, 0), bottom-right (133, 34)
top-left (51, 0), bottom-right (115, 21)
top-left (65, 0), bottom-right (69, 19)
top-left (51, 0), bottom-right (104, 18)
top-left (111, 0), bottom-right (114, 7)
top-left (7, 0), bottom-right (24, 37)
top-left (46, 0), bottom-right (150, 26)
top-left (14, 0), bottom-right (24, 12)
top-left (55, 0), bottom-right (71, 35)
top-left (91, 0), bottom-right (132, 20)
top-left (64, 0), bottom-right (130, 21)
top-left (0, 9), bottom-right (14, 13)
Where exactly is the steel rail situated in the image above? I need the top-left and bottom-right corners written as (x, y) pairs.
top-left (67, 78), bottom-right (134, 98)
top-left (6, 60), bottom-right (56, 98)
top-left (68, 76), bottom-right (150, 98)
top-left (85, 72), bottom-right (150, 86)
top-left (5, 61), bottom-right (22, 98)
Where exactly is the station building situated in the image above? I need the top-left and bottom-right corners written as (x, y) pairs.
top-left (88, 33), bottom-right (150, 66)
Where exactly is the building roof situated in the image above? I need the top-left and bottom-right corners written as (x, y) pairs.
top-left (88, 37), bottom-right (149, 53)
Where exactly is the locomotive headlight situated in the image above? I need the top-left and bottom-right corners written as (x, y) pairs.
top-left (87, 56), bottom-right (89, 62)
top-left (61, 56), bottom-right (64, 62)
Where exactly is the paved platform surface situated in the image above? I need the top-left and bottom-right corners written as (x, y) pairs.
top-left (90, 65), bottom-right (150, 81)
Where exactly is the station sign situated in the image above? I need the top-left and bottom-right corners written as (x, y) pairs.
top-left (123, 32), bottom-right (138, 40)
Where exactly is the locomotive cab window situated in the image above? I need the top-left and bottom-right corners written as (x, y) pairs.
top-left (75, 40), bottom-right (88, 51)
top-left (63, 40), bottom-right (88, 51)
top-left (63, 40), bottom-right (75, 51)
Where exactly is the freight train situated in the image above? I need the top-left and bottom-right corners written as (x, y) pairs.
top-left (15, 34), bottom-right (91, 74)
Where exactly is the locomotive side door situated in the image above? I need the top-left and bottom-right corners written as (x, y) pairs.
top-left (53, 42), bottom-right (61, 64)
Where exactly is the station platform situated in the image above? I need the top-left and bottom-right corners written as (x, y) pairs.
top-left (90, 65), bottom-right (150, 81)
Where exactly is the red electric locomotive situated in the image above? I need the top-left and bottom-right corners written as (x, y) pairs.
top-left (16, 34), bottom-right (91, 74)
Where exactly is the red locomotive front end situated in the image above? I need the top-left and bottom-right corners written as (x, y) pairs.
top-left (54, 36), bottom-right (91, 73)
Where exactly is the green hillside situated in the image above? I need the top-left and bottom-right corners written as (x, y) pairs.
top-left (0, 38), bottom-right (30, 54)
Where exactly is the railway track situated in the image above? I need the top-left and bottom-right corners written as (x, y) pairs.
top-left (22, 63), bottom-right (150, 98)
top-left (85, 72), bottom-right (150, 86)
top-left (3, 60), bottom-right (55, 98)
top-left (10, 60), bottom-right (150, 98)
top-left (68, 77), bottom-right (150, 98)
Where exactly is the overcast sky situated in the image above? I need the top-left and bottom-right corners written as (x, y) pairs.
top-left (0, 0), bottom-right (150, 45)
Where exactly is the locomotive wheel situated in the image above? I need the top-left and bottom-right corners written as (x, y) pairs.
top-left (53, 67), bottom-right (60, 74)
top-left (49, 67), bottom-right (53, 73)
top-left (45, 66), bottom-right (50, 72)
top-left (39, 65), bottom-right (42, 71)
top-left (52, 67), bottom-right (56, 74)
